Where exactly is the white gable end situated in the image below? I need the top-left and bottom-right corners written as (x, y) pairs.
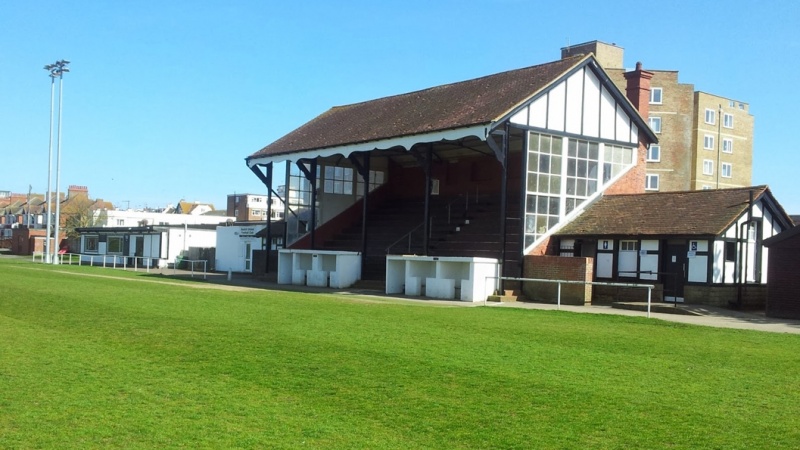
top-left (511, 66), bottom-right (640, 146)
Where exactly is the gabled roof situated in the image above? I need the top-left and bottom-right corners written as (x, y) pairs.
top-left (248, 54), bottom-right (626, 162)
top-left (557, 186), bottom-right (777, 237)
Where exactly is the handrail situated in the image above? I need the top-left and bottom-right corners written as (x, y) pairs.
top-left (385, 218), bottom-right (431, 254)
top-left (445, 193), bottom-right (469, 224)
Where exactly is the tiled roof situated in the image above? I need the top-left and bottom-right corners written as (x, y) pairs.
top-left (249, 55), bottom-right (589, 159)
top-left (557, 186), bottom-right (771, 237)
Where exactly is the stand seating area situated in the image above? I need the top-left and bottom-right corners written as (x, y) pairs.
top-left (320, 193), bottom-right (521, 281)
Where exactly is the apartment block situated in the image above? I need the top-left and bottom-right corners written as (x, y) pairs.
top-left (227, 193), bottom-right (285, 222)
top-left (561, 41), bottom-right (754, 192)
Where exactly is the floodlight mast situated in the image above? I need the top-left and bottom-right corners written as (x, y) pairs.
top-left (43, 64), bottom-right (56, 263)
top-left (44, 59), bottom-right (69, 264)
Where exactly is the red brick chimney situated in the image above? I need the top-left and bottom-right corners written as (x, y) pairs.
top-left (623, 61), bottom-right (654, 119)
top-left (67, 185), bottom-right (89, 198)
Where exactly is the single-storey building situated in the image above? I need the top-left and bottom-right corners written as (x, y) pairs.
top-left (554, 186), bottom-right (793, 307)
top-left (75, 224), bottom-right (218, 269)
top-left (215, 221), bottom-right (286, 273)
top-left (763, 224), bottom-right (800, 319)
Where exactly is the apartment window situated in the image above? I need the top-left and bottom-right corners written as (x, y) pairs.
top-left (323, 166), bottom-right (354, 195)
top-left (703, 160), bottom-right (714, 176)
top-left (84, 235), bottom-right (99, 253)
top-left (729, 100), bottom-right (735, 107)
top-left (704, 108), bottom-right (716, 125)
top-left (646, 144), bottom-right (660, 162)
top-left (722, 163), bottom-right (732, 178)
top-left (252, 209), bottom-right (261, 216)
top-left (702, 185), bottom-right (712, 190)
top-left (650, 87), bottom-right (663, 104)
top-left (723, 139), bottom-right (733, 154)
top-left (723, 113), bottom-right (734, 129)
top-left (703, 135), bottom-right (715, 150)
top-left (649, 117), bottom-right (662, 133)
top-left (645, 174), bottom-right (659, 191)
top-left (108, 236), bottom-right (124, 254)
top-left (116, 219), bottom-right (124, 226)
top-left (739, 103), bottom-right (745, 110)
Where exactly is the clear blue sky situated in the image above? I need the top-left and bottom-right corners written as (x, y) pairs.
top-left (2, 1), bottom-right (799, 213)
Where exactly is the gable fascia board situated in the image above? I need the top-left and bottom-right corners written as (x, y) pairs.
top-left (246, 124), bottom-right (489, 168)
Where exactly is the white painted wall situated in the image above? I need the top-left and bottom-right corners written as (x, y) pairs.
top-left (96, 209), bottom-right (233, 228)
top-left (165, 227), bottom-right (217, 264)
top-left (215, 225), bottom-right (266, 273)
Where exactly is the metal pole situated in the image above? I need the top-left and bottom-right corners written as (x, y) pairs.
top-left (44, 70), bottom-right (55, 263)
top-left (53, 68), bottom-right (66, 264)
top-left (557, 282), bottom-right (562, 310)
top-left (647, 286), bottom-right (652, 318)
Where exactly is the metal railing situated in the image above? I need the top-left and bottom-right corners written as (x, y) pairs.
top-left (32, 252), bottom-right (207, 279)
top-left (490, 276), bottom-right (656, 318)
top-left (385, 218), bottom-right (431, 255)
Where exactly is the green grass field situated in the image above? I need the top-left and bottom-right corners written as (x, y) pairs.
top-left (1, 257), bottom-right (799, 449)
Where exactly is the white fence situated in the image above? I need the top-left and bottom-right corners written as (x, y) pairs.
top-left (32, 252), bottom-right (207, 279)
top-left (493, 276), bottom-right (655, 318)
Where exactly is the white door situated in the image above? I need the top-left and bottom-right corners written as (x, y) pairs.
top-left (244, 242), bottom-right (252, 272)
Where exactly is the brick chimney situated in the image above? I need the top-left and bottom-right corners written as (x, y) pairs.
top-left (67, 185), bottom-right (89, 198)
top-left (623, 62), bottom-right (654, 119)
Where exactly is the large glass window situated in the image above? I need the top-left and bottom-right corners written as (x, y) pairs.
top-left (525, 133), bottom-right (563, 247)
top-left (525, 132), bottom-right (634, 249)
top-left (602, 144), bottom-right (634, 184)
top-left (107, 236), bottom-right (124, 254)
top-left (84, 235), bottom-right (99, 253)
top-left (566, 139), bottom-right (599, 213)
top-left (287, 162), bottom-right (320, 244)
top-left (323, 166), bottom-right (354, 195)
top-left (356, 170), bottom-right (386, 196)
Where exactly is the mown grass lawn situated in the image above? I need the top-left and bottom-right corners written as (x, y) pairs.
top-left (1, 256), bottom-right (799, 449)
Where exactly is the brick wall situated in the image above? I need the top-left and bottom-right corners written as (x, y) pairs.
top-left (684, 285), bottom-right (767, 309)
top-left (522, 255), bottom-right (593, 305)
top-left (593, 284), bottom-right (664, 305)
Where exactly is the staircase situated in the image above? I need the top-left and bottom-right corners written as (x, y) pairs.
top-left (321, 193), bottom-right (522, 282)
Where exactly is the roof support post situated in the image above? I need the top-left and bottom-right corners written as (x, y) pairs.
top-left (297, 160), bottom-right (318, 249)
top-left (423, 144), bottom-right (432, 256)
top-left (251, 162), bottom-right (286, 272)
top-left (265, 162), bottom-right (273, 273)
top-left (498, 123), bottom-right (510, 287)
top-left (410, 145), bottom-right (433, 256)
top-left (349, 152), bottom-right (371, 276)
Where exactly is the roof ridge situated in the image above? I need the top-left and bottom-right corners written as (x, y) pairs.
top-left (328, 55), bottom-right (589, 111)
